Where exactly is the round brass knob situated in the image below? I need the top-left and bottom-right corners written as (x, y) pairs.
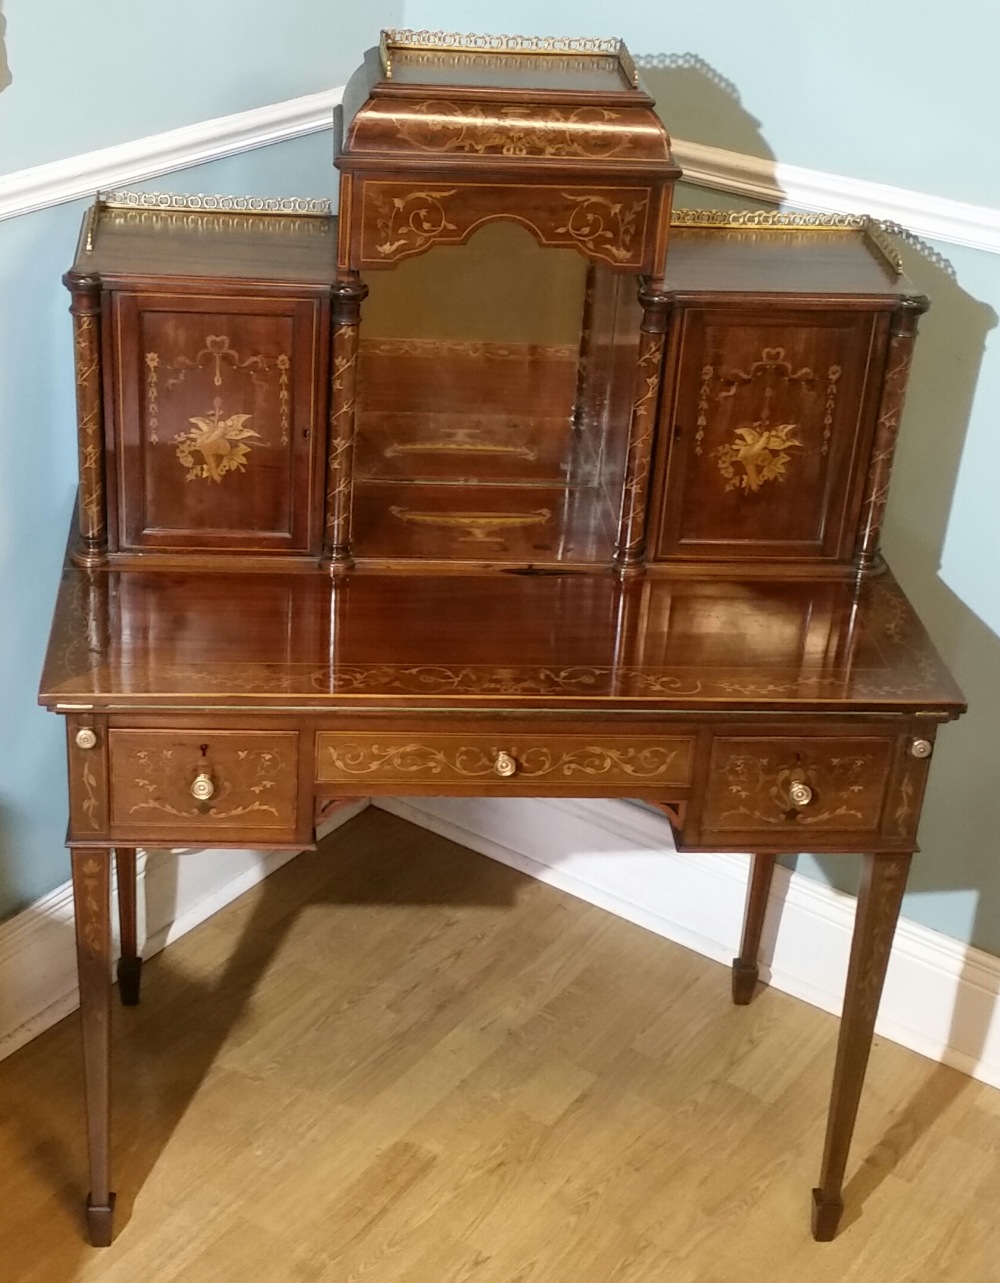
top-left (75, 727), bottom-right (98, 751)
top-left (494, 751), bottom-right (518, 778)
top-left (789, 780), bottom-right (814, 808)
top-left (910, 738), bottom-right (932, 759)
top-left (190, 772), bottom-right (215, 802)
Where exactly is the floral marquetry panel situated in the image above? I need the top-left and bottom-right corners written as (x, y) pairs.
top-left (698, 734), bottom-right (897, 845)
top-left (652, 308), bottom-right (890, 564)
top-left (107, 729), bottom-right (301, 840)
top-left (109, 292), bottom-right (327, 555)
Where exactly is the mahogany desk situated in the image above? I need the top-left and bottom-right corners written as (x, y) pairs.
top-left (39, 556), bottom-right (965, 1245)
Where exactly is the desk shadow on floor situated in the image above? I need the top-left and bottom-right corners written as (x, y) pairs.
top-left (0, 807), bottom-right (531, 1279)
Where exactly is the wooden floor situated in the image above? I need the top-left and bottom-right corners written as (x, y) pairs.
top-left (1, 808), bottom-right (998, 1282)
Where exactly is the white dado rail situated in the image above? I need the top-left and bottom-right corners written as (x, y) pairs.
top-left (1, 83), bottom-right (998, 259)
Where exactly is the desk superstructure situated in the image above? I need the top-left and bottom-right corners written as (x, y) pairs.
top-left (41, 31), bottom-right (964, 1245)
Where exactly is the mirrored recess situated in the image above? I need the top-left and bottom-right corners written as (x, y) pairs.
top-left (353, 223), bottom-right (641, 564)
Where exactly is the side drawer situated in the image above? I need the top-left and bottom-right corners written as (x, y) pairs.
top-left (109, 729), bottom-right (300, 840)
top-left (697, 734), bottom-right (896, 845)
top-left (316, 731), bottom-right (694, 793)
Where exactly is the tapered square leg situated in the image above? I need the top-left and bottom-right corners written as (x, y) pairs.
top-left (812, 851), bottom-right (912, 1240)
top-left (732, 852), bottom-right (777, 1004)
top-left (72, 848), bottom-right (116, 1246)
top-left (114, 847), bottom-right (142, 1005)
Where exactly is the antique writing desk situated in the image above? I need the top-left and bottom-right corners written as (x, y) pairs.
top-left (39, 33), bottom-right (965, 1247)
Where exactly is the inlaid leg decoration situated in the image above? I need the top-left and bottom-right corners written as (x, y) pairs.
top-left (114, 847), bottom-right (142, 1006)
top-left (812, 850), bottom-right (912, 1241)
top-left (71, 848), bottom-right (116, 1246)
top-left (732, 852), bottom-right (777, 1004)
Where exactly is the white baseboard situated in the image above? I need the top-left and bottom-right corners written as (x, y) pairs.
top-left (4, 795), bottom-right (998, 1090)
top-left (373, 797), bottom-right (1000, 1090)
top-left (0, 799), bottom-right (367, 1062)
top-left (2, 84), bottom-right (998, 260)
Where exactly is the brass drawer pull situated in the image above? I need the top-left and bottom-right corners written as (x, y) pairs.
top-left (910, 738), bottom-right (932, 759)
top-left (493, 751), bottom-right (518, 778)
top-left (789, 780), bottom-right (814, 808)
top-left (190, 772), bottom-right (215, 802)
top-left (75, 727), bottom-right (98, 750)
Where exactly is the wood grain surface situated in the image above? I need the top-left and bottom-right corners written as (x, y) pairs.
top-left (1, 810), bottom-right (996, 1282)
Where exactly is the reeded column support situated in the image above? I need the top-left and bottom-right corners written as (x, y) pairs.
top-left (572, 261), bottom-right (597, 432)
top-left (855, 298), bottom-right (927, 571)
top-left (812, 850), bottom-right (912, 1240)
top-left (325, 273), bottom-right (368, 573)
top-left (71, 847), bottom-right (115, 1246)
top-left (66, 276), bottom-right (108, 566)
top-left (614, 281), bottom-right (671, 573)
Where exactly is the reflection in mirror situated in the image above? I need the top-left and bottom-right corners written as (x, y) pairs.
top-left (353, 222), bottom-right (640, 564)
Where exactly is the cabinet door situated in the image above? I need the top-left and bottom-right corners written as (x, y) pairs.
top-left (651, 308), bottom-right (886, 563)
top-left (110, 291), bottom-right (327, 554)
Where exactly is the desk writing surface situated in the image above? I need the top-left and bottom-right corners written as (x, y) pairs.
top-left (40, 565), bottom-right (964, 717)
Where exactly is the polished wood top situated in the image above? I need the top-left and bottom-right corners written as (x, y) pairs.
top-left (666, 225), bottom-right (914, 301)
top-left (39, 560), bottom-right (965, 716)
top-left (69, 203), bottom-right (337, 286)
top-left (69, 206), bottom-right (913, 301)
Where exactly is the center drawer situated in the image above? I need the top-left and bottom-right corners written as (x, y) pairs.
top-left (316, 730), bottom-right (694, 794)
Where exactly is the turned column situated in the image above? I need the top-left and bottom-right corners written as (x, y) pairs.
top-left (855, 297), bottom-right (928, 571)
top-left (65, 276), bottom-right (108, 565)
top-left (614, 282), bottom-right (671, 573)
top-left (325, 273), bottom-right (368, 572)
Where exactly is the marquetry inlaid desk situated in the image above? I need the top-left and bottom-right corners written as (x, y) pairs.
top-left (40, 559), bottom-right (964, 1245)
top-left (38, 29), bottom-right (967, 1248)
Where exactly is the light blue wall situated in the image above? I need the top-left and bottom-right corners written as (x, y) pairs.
top-left (0, 134), bottom-right (338, 916)
top-left (0, 1), bottom-right (400, 174)
top-left (0, 3), bottom-right (402, 915)
top-left (3, 4), bottom-right (1000, 957)
top-left (404, 0), bottom-right (1000, 207)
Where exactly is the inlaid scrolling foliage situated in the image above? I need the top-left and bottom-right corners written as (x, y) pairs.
top-left (391, 101), bottom-right (637, 158)
top-left (128, 747), bottom-right (283, 820)
top-left (711, 745), bottom-right (890, 830)
top-left (363, 182), bottom-right (651, 267)
top-left (556, 192), bottom-right (648, 263)
top-left (323, 740), bottom-right (684, 782)
top-left (72, 853), bottom-right (109, 956)
top-left (374, 189), bottom-right (459, 257)
top-left (73, 313), bottom-right (105, 540)
top-left (143, 333), bottom-right (291, 483)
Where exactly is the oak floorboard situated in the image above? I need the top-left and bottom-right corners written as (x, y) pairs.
top-left (0, 808), bottom-right (997, 1282)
